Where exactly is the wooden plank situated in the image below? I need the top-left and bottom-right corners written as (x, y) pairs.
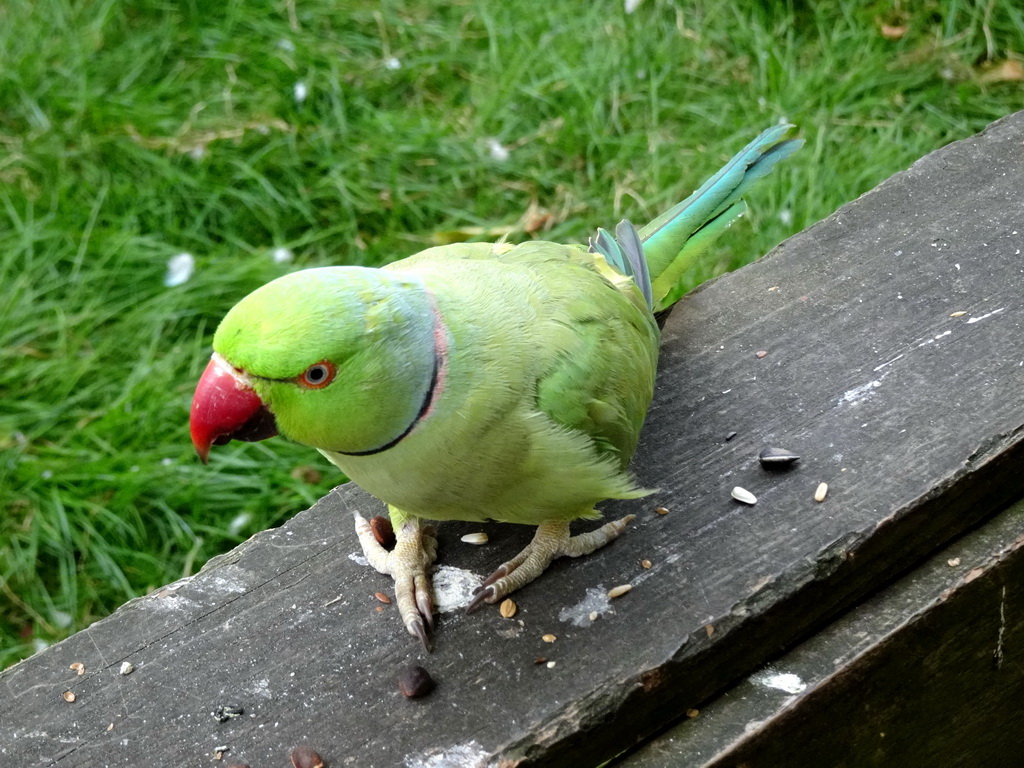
top-left (619, 498), bottom-right (1024, 767)
top-left (3, 110), bottom-right (1024, 767)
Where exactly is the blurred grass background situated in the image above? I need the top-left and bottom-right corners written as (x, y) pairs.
top-left (2, 0), bottom-right (1022, 668)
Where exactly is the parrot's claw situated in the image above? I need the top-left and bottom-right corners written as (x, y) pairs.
top-left (466, 514), bottom-right (636, 614)
top-left (407, 616), bottom-right (431, 652)
top-left (479, 561), bottom-right (518, 589)
top-left (465, 585), bottom-right (496, 615)
top-left (354, 512), bottom-right (438, 651)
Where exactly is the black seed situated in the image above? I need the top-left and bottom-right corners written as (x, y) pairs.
top-left (759, 447), bottom-right (801, 467)
top-left (725, 431), bottom-right (738, 441)
top-left (398, 665), bottom-right (435, 699)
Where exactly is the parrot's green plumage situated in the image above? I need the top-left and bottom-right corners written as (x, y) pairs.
top-left (191, 125), bottom-right (802, 647)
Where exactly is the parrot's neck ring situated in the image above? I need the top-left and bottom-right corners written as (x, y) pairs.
top-left (332, 293), bottom-right (448, 457)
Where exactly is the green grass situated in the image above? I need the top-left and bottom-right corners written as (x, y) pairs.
top-left (2, 0), bottom-right (1022, 668)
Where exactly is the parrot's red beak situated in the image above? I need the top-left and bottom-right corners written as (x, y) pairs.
top-left (190, 354), bottom-right (279, 463)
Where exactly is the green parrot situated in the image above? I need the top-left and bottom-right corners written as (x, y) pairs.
top-left (190, 125), bottom-right (802, 648)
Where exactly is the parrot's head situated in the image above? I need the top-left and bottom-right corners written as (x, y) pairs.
top-left (190, 266), bottom-right (441, 462)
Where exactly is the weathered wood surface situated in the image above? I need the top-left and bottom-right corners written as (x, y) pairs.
top-left (3, 110), bottom-right (1024, 767)
top-left (620, 498), bottom-right (1024, 768)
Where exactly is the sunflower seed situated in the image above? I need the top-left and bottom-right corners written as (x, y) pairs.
top-left (814, 482), bottom-right (829, 502)
top-left (607, 584), bottom-right (632, 599)
top-left (731, 486), bottom-right (757, 505)
top-left (460, 532), bottom-right (489, 545)
top-left (758, 447), bottom-right (801, 467)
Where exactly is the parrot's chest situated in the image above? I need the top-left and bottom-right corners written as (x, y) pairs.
top-left (319, 418), bottom-right (530, 522)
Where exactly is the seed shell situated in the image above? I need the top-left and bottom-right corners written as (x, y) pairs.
top-left (654, 506), bottom-right (670, 516)
top-left (542, 633), bottom-right (557, 643)
top-left (70, 662), bottom-right (85, 676)
top-left (369, 516), bottom-right (396, 549)
top-left (290, 746), bottom-right (326, 768)
top-left (731, 486), bottom-right (757, 505)
top-left (374, 592), bottom-right (391, 604)
top-left (814, 482), bottom-right (829, 502)
top-left (499, 598), bottom-right (517, 618)
top-left (119, 661), bottom-right (134, 675)
top-left (607, 584), bottom-right (632, 599)
top-left (212, 704), bottom-right (244, 723)
top-left (461, 532), bottom-right (489, 545)
top-left (62, 690), bottom-right (76, 703)
top-left (640, 559), bottom-right (652, 569)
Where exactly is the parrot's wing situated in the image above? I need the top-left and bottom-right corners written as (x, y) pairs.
top-left (532, 282), bottom-right (659, 469)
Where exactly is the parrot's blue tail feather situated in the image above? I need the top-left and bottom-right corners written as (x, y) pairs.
top-left (637, 124), bottom-right (803, 312)
top-left (589, 221), bottom-right (653, 309)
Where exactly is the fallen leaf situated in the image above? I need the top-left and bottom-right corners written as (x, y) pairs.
top-left (521, 199), bottom-right (555, 235)
top-left (978, 59), bottom-right (1024, 84)
top-left (290, 465), bottom-right (323, 484)
top-left (880, 23), bottom-right (908, 40)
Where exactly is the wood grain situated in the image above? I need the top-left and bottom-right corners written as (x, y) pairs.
top-left (621, 500), bottom-right (1024, 767)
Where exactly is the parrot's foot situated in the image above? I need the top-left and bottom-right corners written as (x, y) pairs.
top-left (355, 512), bottom-right (438, 650)
top-left (466, 514), bottom-right (635, 614)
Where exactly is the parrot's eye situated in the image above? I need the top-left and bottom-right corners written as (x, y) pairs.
top-left (298, 361), bottom-right (337, 389)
